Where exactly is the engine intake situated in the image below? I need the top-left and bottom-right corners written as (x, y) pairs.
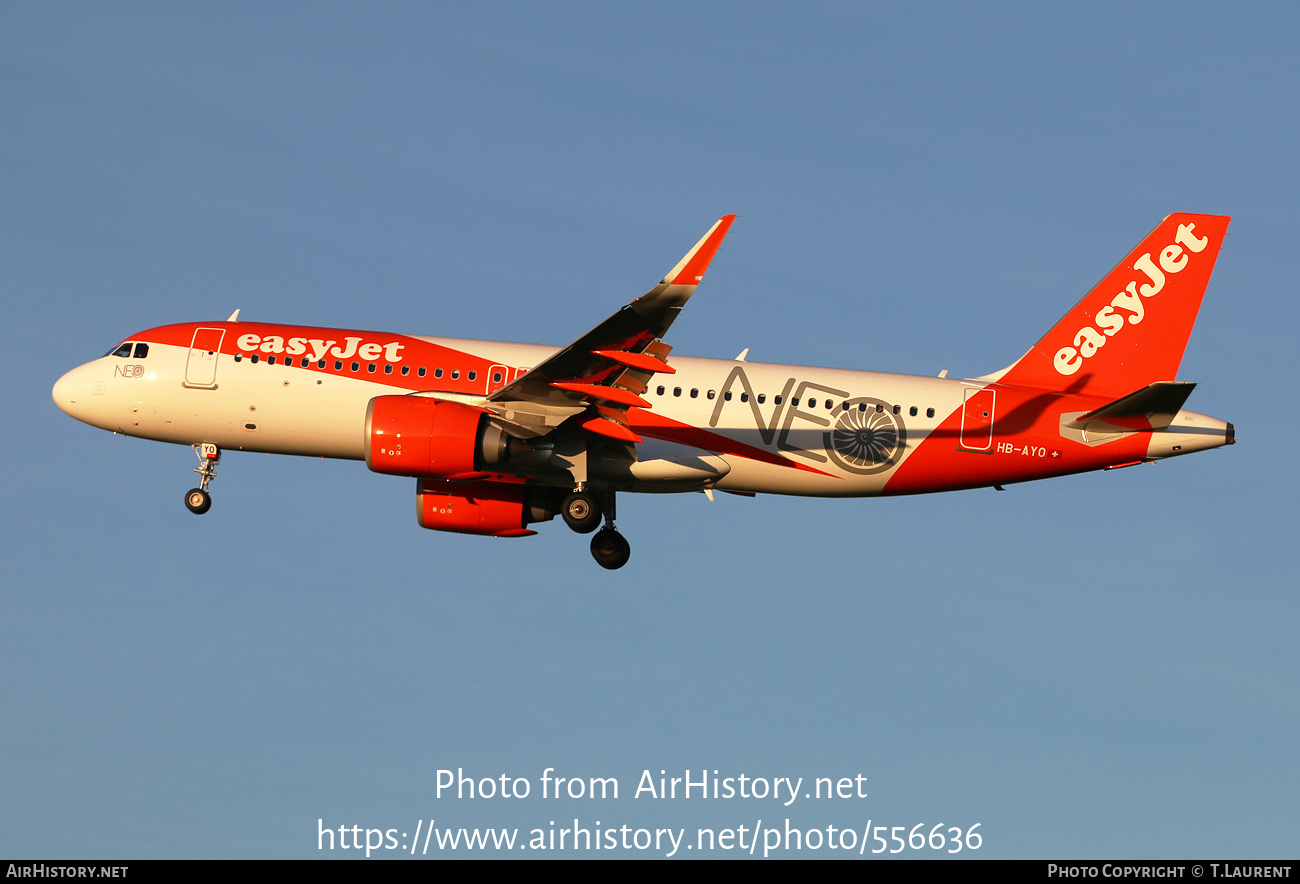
top-left (366, 395), bottom-right (527, 478)
top-left (416, 478), bottom-right (557, 537)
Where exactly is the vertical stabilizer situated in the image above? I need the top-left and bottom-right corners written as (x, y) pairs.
top-left (996, 214), bottom-right (1229, 396)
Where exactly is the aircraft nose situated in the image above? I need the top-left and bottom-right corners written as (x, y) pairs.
top-left (52, 365), bottom-right (89, 419)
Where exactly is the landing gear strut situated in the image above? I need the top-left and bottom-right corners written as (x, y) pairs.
top-left (587, 489), bottom-right (630, 570)
top-left (185, 443), bottom-right (220, 515)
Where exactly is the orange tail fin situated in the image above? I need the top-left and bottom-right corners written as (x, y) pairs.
top-left (996, 213), bottom-right (1230, 396)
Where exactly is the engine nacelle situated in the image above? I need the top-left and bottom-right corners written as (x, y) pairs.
top-left (416, 478), bottom-right (557, 537)
top-left (366, 395), bottom-right (521, 478)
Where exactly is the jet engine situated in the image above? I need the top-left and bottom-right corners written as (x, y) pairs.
top-left (365, 395), bottom-right (527, 478)
top-left (416, 477), bottom-right (557, 537)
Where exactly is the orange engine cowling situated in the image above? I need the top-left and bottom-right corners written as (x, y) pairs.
top-left (366, 395), bottom-right (522, 478)
top-left (416, 478), bottom-right (557, 537)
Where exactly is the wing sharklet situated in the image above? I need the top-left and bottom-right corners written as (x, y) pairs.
top-left (663, 215), bottom-right (736, 284)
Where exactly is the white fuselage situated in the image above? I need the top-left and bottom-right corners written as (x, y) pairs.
top-left (52, 330), bottom-right (1231, 499)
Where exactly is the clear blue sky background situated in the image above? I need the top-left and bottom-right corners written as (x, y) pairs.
top-left (3, 3), bottom-right (1297, 859)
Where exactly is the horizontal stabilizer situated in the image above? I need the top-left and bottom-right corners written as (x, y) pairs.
top-left (1077, 381), bottom-right (1197, 430)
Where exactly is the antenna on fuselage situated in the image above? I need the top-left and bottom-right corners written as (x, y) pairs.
top-left (227, 309), bottom-right (240, 322)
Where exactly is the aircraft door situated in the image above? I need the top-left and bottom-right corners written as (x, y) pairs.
top-left (184, 328), bottom-right (225, 389)
top-left (487, 364), bottom-right (509, 394)
top-left (960, 387), bottom-right (996, 451)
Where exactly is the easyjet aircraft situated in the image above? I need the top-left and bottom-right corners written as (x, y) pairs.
top-left (53, 213), bottom-right (1233, 569)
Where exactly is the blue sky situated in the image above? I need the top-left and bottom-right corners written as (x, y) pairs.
top-left (3, 2), bottom-right (1297, 858)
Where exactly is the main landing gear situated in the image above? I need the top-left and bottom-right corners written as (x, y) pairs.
top-left (561, 490), bottom-right (602, 533)
top-left (184, 443), bottom-right (220, 515)
top-left (590, 527), bottom-right (631, 571)
top-left (561, 488), bottom-right (630, 570)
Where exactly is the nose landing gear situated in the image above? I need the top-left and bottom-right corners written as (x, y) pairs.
top-left (184, 443), bottom-right (220, 515)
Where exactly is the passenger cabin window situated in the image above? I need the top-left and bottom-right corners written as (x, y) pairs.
top-left (910, 406), bottom-right (918, 416)
top-left (926, 407), bottom-right (935, 418)
top-left (451, 369), bottom-right (460, 380)
top-left (468, 370), bottom-right (477, 381)
top-left (434, 368), bottom-right (443, 378)
top-left (419, 367), bottom-right (427, 377)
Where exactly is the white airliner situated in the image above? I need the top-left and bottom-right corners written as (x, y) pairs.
top-left (53, 214), bottom-right (1233, 568)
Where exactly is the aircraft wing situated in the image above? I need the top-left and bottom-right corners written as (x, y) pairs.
top-left (483, 215), bottom-right (735, 441)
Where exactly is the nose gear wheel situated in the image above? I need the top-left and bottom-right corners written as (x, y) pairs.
top-left (185, 488), bottom-right (211, 514)
top-left (186, 443), bottom-right (221, 515)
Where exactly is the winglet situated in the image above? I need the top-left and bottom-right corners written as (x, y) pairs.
top-left (663, 215), bottom-right (736, 285)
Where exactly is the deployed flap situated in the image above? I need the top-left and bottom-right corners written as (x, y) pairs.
top-left (1074, 380), bottom-right (1197, 431)
top-left (486, 215), bottom-right (735, 439)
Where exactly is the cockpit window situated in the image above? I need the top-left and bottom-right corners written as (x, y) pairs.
top-left (133, 343), bottom-right (149, 359)
top-left (108, 342), bottom-right (134, 358)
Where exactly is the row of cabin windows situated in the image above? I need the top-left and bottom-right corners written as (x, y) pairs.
top-left (213, 354), bottom-right (941, 416)
top-left (107, 342), bottom-right (149, 358)
top-left (653, 385), bottom-right (935, 418)
top-left (231, 352), bottom-right (490, 382)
